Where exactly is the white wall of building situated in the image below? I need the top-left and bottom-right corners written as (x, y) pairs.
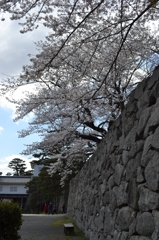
top-left (0, 177), bottom-right (31, 195)
top-left (0, 184), bottom-right (28, 194)
top-left (33, 165), bottom-right (43, 176)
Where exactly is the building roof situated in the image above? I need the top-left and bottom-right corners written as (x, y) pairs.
top-left (0, 176), bottom-right (31, 184)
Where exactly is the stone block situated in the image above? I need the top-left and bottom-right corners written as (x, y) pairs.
top-left (122, 150), bottom-right (129, 165)
top-left (114, 163), bottom-right (124, 185)
top-left (136, 166), bottom-right (145, 183)
top-left (144, 100), bottom-right (159, 138)
top-left (149, 126), bottom-right (159, 151)
top-left (109, 189), bottom-right (117, 214)
top-left (152, 210), bottom-right (159, 228)
top-left (141, 136), bottom-right (153, 166)
top-left (129, 219), bottom-right (137, 236)
top-left (127, 178), bottom-right (139, 209)
top-left (129, 236), bottom-right (151, 240)
top-left (152, 210), bottom-right (159, 239)
top-left (100, 179), bottom-right (106, 195)
top-left (151, 230), bottom-right (159, 240)
top-left (108, 175), bottom-right (115, 190)
top-left (138, 185), bottom-right (159, 211)
top-left (133, 80), bottom-right (144, 100)
top-left (106, 235), bottom-right (113, 240)
top-left (136, 107), bottom-right (152, 139)
top-left (128, 140), bottom-right (144, 159)
top-left (116, 206), bottom-right (135, 231)
top-left (141, 149), bottom-right (158, 167)
top-left (114, 231), bottom-right (129, 240)
top-left (113, 230), bottom-right (122, 240)
top-left (89, 232), bottom-right (98, 240)
top-left (149, 81), bottom-right (159, 100)
top-left (123, 125), bottom-right (137, 150)
top-left (113, 183), bottom-right (128, 207)
top-left (103, 207), bottom-right (114, 235)
top-left (103, 191), bottom-right (109, 205)
top-left (137, 90), bottom-right (151, 112)
top-left (136, 212), bottom-right (155, 236)
top-left (125, 152), bottom-right (142, 181)
top-left (145, 154), bottom-right (159, 191)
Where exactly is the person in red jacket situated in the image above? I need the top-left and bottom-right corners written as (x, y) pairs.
top-left (44, 203), bottom-right (48, 214)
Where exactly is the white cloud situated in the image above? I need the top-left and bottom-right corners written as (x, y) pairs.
top-left (0, 154), bottom-right (33, 176)
top-left (0, 126), bottom-right (4, 133)
top-left (0, 12), bottom-right (47, 79)
top-left (0, 12), bottom-right (48, 122)
top-left (0, 96), bottom-right (15, 110)
top-left (0, 86), bottom-right (35, 122)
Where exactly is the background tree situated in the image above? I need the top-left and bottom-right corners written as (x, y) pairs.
top-left (6, 172), bottom-right (12, 176)
top-left (1, 0), bottom-right (159, 180)
top-left (24, 170), bottom-right (34, 176)
top-left (8, 158), bottom-right (27, 176)
top-left (25, 162), bottom-right (62, 212)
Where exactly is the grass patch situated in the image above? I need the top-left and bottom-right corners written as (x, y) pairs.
top-left (52, 215), bottom-right (88, 240)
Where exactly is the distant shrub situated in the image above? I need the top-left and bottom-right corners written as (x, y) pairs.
top-left (0, 201), bottom-right (22, 240)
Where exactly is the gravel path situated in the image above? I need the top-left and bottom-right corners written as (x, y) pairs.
top-left (19, 214), bottom-right (83, 240)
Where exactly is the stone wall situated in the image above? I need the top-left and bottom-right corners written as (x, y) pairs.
top-left (67, 66), bottom-right (159, 240)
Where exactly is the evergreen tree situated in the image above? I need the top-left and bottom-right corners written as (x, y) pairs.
top-left (8, 158), bottom-right (27, 176)
top-left (24, 170), bottom-right (34, 176)
top-left (26, 165), bottom-right (62, 212)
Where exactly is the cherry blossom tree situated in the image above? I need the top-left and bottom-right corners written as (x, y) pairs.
top-left (0, 0), bottom-right (159, 182)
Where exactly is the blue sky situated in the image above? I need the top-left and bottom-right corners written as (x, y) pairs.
top-left (0, 13), bottom-right (47, 175)
top-left (0, 107), bottom-right (35, 174)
